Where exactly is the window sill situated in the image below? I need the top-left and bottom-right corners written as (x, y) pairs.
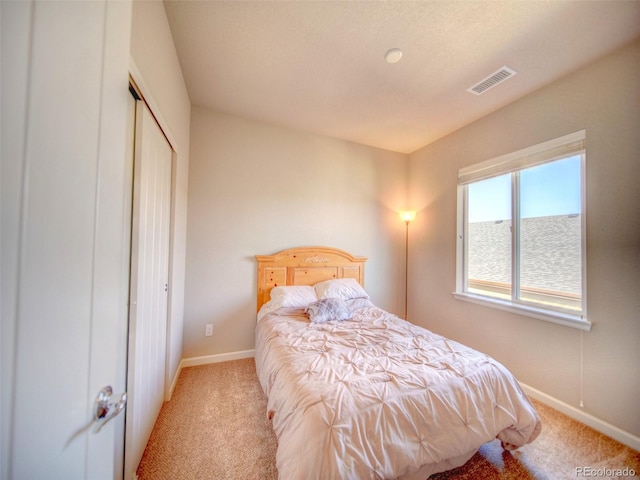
top-left (452, 292), bottom-right (592, 331)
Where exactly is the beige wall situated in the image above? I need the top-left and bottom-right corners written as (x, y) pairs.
top-left (130, 0), bottom-right (191, 395)
top-left (408, 39), bottom-right (640, 438)
top-left (184, 107), bottom-right (408, 358)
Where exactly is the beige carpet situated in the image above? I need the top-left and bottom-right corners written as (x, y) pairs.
top-left (137, 358), bottom-right (639, 479)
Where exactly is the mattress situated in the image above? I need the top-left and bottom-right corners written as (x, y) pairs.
top-left (255, 297), bottom-right (541, 479)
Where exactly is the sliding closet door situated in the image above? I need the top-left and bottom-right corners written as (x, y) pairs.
top-left (125, 100), bottom-right (173, 480)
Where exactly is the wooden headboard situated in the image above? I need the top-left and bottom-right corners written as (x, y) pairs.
top-left (256, 246), bottom-right (367, 311)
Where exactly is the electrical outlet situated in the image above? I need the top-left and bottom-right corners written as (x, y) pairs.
top-left (205, 324), bottom-right (213, 336)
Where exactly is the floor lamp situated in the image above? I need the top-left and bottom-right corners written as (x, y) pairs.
top-left (399, 211), bottom-right (416, 320)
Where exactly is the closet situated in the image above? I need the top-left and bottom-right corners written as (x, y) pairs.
top-left (125, 90), bottom-right (173, 479)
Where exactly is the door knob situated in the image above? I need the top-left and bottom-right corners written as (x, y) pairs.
top-left (93, 385), bottom-right (127, 433)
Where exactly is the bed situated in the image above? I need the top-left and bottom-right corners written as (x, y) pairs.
top-left (254, 246), bottom-right (541, 479)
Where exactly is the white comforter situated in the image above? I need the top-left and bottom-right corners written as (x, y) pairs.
top-left (255, 298), bottom-right (541, 479)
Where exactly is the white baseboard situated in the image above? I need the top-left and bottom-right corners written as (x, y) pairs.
top-left (520, 382), bottom-right (640, 452)
top-left (167, 363), bottom-right (182, 401)
top-left (180, 349), bottom-right (256, 369)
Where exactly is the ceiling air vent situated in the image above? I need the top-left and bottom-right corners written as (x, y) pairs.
top-left (467, 66), bottom-right (517, 95)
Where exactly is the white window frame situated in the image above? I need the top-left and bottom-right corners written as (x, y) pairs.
top-left (454, 130), bottom-right (591, 331)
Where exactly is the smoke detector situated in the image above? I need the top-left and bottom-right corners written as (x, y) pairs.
top-left (385, 48), bottom-right (403, 64)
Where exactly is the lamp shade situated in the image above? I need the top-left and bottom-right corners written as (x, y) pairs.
top-left (400, 211), bottom-right (416, 223)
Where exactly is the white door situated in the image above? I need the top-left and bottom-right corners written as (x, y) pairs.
top-left (125, 101), bottom-right (173, 480)
top-left (1, 1), bottom-right (132, 479)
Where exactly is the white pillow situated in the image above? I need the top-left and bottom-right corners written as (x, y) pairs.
top-left (305, 298), bottom-right (352, 323)
top-left (269, 285), bottom-right (318, 308)
top-left (314, 278), bottom-right (369, 301)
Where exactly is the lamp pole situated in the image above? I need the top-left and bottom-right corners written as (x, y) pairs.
top-left (399, 211), bottom-right (415, 320)
top-left (404, 218), bottom-right (409, 320)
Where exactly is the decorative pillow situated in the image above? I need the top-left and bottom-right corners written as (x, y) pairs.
top-left (269, 285), bottom-right (318, 308)
top-left (305, 297), bottom-right (352, 323)
top-left (314, 278), bottom-right (369, 301)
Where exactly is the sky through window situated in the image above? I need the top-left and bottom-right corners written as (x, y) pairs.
top-left (468, 155), bottom-right (581, 223)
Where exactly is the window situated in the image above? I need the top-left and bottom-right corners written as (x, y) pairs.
top-left (455, 131), bottom-right (590, 331)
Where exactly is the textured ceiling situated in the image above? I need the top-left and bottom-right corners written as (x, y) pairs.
top-left (164, 1), bottom-right (640, 154)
